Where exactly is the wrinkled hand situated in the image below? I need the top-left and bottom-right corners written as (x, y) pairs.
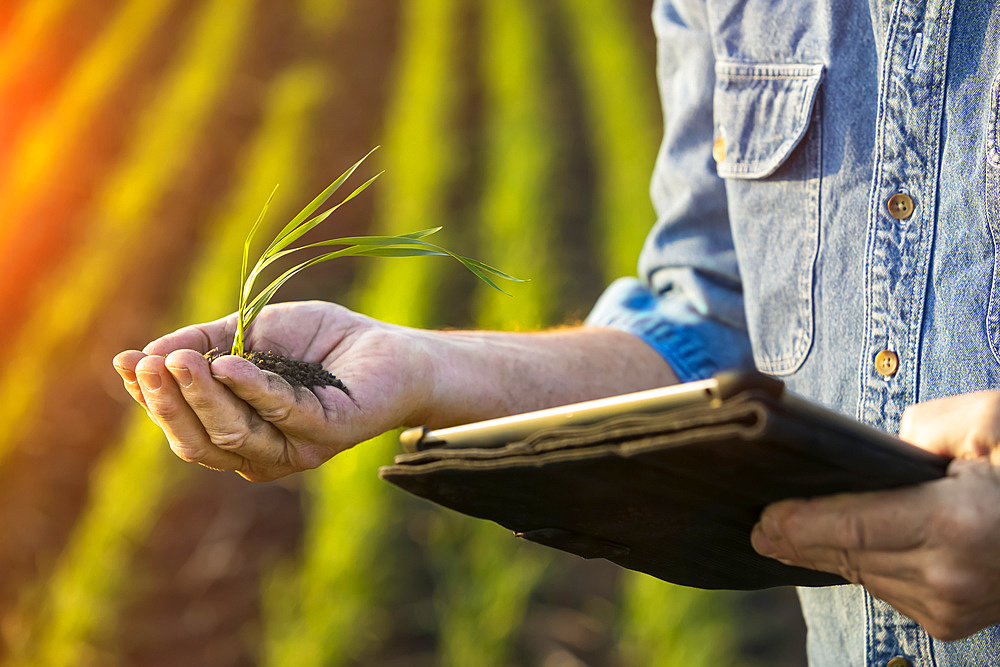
top-left (113, 301), bottom-right (432, 481)
top-left (752, 459), bottom-right (1000, 640)
top-left (751, 392), bottom-right (1000, 641)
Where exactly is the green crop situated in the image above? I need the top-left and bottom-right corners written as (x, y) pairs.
top-left (232, 147), bottom-right (521, 356)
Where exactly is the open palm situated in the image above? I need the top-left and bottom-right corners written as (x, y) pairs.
top-left (113, 301), bottom-right (431, 481)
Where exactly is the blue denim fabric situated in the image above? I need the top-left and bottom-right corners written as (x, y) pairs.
top-left (587, 0), bottom-right (1000, 664)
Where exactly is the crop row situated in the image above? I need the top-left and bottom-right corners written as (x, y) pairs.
top-left (0, 0), bottom-right (750, 664)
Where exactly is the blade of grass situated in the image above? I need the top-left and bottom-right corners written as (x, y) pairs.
top-left (242, 238), bottom-right (520, 326)
top-left (241, 244), bottom-right (428, 324)
top-left (234, 171), bottom-right (522, 355)
top-left (233, 165), bottom-right (384, 355)
top-left (255, 233), bottom-right (521, 279)
top-left (299, 231), bottom-right (445, 246)
top-left (242, 186), bottom-right (280, 298)
top-left (348, 247), bottom-right (446, 257)
top-left (242, 240), bottom-right (503, 325)
top-left (236, 185), bottom-right (279, 356)
top-left (263, 146), bottom-right (379, 256)
top-left (331, 238), bottom-right (523, 282)
top-left (265, 170), bottom-right (384, 253)
top-left (240, 173), bottom-right (384, 302)
top-left (400, 227), bottom-right (443, 238)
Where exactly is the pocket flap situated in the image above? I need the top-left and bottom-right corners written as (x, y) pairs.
top-left (713, 62), bottom-right (824, 179)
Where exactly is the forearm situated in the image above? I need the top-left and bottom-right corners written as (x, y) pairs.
top-left (404, 325), bottom-right (679, 429)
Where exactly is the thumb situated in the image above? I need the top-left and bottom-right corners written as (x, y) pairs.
top-left (899, 392), bottom-right (1000, 459)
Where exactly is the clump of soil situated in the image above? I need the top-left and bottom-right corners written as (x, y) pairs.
top-left (205, 348), bottom-right (349, 394)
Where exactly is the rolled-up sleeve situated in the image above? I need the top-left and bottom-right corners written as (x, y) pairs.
top-left (586, 0), bottom-right (754, 383)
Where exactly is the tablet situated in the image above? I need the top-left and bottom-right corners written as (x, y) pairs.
top-left (384, 372), bottom-right (952, 589)
top-left (400, 371), bottom-right (786, 451)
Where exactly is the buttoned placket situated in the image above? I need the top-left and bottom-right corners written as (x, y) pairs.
top-left (858, 0), bottom-right (956, 665)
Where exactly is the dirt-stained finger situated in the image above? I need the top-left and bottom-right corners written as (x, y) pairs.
top-left (164, 350), bottom-right (299, 475)
top-left (204, 354), bottom-right (341, 470)
top-left (134, 354), bottom-right (246, 473)
top-left (208, 354), bottom-right (331, 437)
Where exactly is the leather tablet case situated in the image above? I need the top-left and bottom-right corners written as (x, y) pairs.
top-left (379, 384), bottom-right (950, 590)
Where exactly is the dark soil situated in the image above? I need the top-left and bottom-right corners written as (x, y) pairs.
top-left (204, 348), bottom-right (349, 394)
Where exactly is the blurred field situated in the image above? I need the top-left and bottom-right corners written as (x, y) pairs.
top-left (0, 1), bottom-right (806, 665)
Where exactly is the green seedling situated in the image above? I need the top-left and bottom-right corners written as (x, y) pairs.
top-left (232, 147), bottom-right (522, 357)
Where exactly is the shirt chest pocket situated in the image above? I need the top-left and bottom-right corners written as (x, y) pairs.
top-left (713, 61), bottom-right (824, 375)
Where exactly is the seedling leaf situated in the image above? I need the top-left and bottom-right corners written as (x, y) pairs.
top-left (233, 185), bottom-right (279, 356)
top-left (264, 146), bottom-right (380, 257)
top-left (231, 149), bottom-right (522, 356)
top-left (266, 171), bottom-right (383, 255)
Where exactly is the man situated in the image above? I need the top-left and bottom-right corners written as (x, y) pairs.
top-left (114, 1), bottom-right (1000, 664)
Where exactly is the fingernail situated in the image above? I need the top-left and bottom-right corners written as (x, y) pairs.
top-left (138, 372), bottom-right (162, 391)
top-left (761, 507), bottom-right (780, 534)
top-left (115, 366), bottom-right (137, 383)
top-left (170, 366), bottom-right (193, 388)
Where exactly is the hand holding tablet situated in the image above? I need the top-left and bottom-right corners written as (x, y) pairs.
top-left (381, 372), bottom-right (950, 590)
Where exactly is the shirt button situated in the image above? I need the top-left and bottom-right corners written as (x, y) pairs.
top-left (886, 658), bottom-right (912, 667)
top-left (874, 350), bottom-right (899, 377)
top-left (887, 192), bottom-right (915, 220)
top-left (713, 137), bottom-right (726, 163)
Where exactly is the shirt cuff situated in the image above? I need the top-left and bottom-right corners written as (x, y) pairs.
top-left (586, 277), bottom-right (755, 384)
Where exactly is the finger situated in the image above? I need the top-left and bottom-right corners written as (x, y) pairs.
top-left (166, 351), bottom-right (301, 474)
top-left (135, 354), bottom-right (246, 473)
top-left (948, 456), bottom-right (992, 477)
top-left (211, 358), bottom-right (341, 468)
top-left (113, 350), bottom-right (149, 408)
top-left (754, 518), bottom-right (928, 582)
top-left (209, 354), bottom-right (332, 440)
top-left (754, 517), bottom-right (977, 638)
top-left (143, 314), bottom-right (237, 356)
top-left (900, 392), bottom-right (1000, 458)
top-left (754, 487), bottom-right (932, 559)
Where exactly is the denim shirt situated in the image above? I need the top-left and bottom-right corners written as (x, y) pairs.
top-left (588, 0), bottom-right (1000, 664)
